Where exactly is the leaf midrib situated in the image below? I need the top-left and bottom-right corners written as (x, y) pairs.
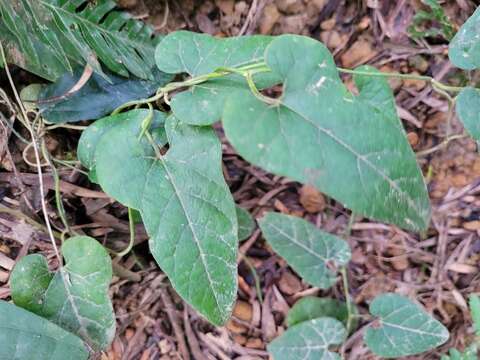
top-left (153, 156), bottom-right (224, 321)
top-left (280, 101), bottom-right (424, 224)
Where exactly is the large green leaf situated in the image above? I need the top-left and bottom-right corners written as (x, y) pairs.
top-left (78, 110), bottom-right (238, 325)
top-left (365, 293), bottom-right (449, 358)
top-left (39, 68), bottom-right (173, 123)
top-left (267, 317), bottom-right (346, 360)
top-left (0, 301), bottom-right (89, 360)
top-left (455, 87), bottom-right (480, 142)
top-left (10, 236), bottom-right (115, 351)
top-left (286, 296), bottom-right (357, 330)
top-left (449, 6), bottom-right (480, 70)
top-left (155, 31), bottom-right (280, 125)
top-left (0, 0), bottom-right (158, 81)
top-left (259, 212), bottom-right (350, 289)
top-left (223, 35), bottom-right (431, 231)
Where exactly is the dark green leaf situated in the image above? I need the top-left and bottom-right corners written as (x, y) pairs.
top-left (39, 68), bottom-right (173, 123)
top-left (365, 293), bottom-right (449, 358)
top-left (10, 236), bottom-right (115, 351)
top-left (286, 296), bottom-right (357, 331)
top-left (0, 0), bottom-right (158, 81)
top-left (236, 206), bottom-right (255, 241)
top-left (259, 212), bottom-right (350, 289)
top-left (0, 301), bottom-right (89, 360)
top-left (224, 35), bottom-right (431, 231)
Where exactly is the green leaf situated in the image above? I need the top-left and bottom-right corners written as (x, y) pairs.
top-left (258, 212), bottom-right (350, 289)
top-left (77, 109), bottom-right (167, 182)
top-left (449, 6), bottom-right (480, 70)
top-left (286, 296), bottom-right (357, 331)
top-left (223, 35), bottom-right (431, 231)
top-left (236, 206), bottom-right (255, 241)
top-left (267, 317), bottom-right (347, 360)
top-left (39, 68), bottom-right (173, 123)
top-left (469, 294), bottom-right (480, 337)
top-left (79, 110), bottom-right (238, 325)
top-left (155, 31), bottom-right (280, 125)
top-left (455, 87), bottom-right (480, 142)
top-left (0, 301), bottom-right (89, 360)
top-left (441, 345), bottom-right (478, 360)
top-left (0, 0), bottom-right (158, 81)
top-left (365, 293), bottom-right (449, 358)
top-left (10, 236), bottom-right (115, 351)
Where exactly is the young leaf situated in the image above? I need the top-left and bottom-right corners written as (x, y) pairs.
top-left (258, 212), bottom-right (350, 289)
top-left (79, 110), bottom-right (238, 325)
top-left (449, 6), bottom-right (480, 70)
top-left (455, 87), bottom-right (480, 142)
top-left (223, 35), bottom-right (431, 231)
top-left (0, 301), bottom-right (89, 360)
top-left (267, 317), bottom-right (347, 360)
top-left (155, 31), bottom-right (280, 125)
top-left (236, 206), bottom-right (255, 241)
top-left (10, 236), bottom-right (115, 351)
top-left (365, 293), bottom-right (449, 358)
top-left (39, 68), bottom-right (173, 123)
top-left (286, 296), bottom-right (357, 331)
top-left (0, 0), bottom-right (158, 81)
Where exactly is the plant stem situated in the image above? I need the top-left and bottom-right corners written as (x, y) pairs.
top-left (337, 67), bottom-right (464, 93)
top-left (114, 207), bottom-right (136, 258)
top-left (342, 212), bottom-right (356, 334)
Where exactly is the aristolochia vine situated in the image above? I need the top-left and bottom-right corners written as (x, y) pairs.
top-left (2, 3), bottom-right (480, 358)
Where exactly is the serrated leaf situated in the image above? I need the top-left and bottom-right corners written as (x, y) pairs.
top-left (286, 296), bottom-right (357, 331)
top-left (155, 31), bottom-right (280, 125)
top-left (365, 293), bottom-right (449, 358)
top-left (39, 68), bottom-right (173, 123)
top-left (223, 35), bottom-right (431, 231)
top-left (0, 0), bottom-right (157, 81)
top-left (10, 236), bottom-right (115, 351)
top-left (258, 212), bottom-right (350, 289)
top-left (449, 7), bottom-right (480, 70)
top-left (0, 301), bottom-right (89, 360)
top-left (267, 317), bottom-right (346, 360)
top-left (78, 110), bottom-right (238, 325)
top-left (236, 206), bottom-right (255, 241)
top-left (455, 87), bottom-right (480, 142)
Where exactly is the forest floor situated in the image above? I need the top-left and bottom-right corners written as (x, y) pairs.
top-left (1, 0), bottom-right (480, 359)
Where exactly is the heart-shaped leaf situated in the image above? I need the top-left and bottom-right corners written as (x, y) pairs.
top-left (10, 236), bottom-right (115, 351)
top-left (365, 293), bottom-right (449, 358)
top-left (39, 68), bottom-right (173, 123)
top-left (286, 296), bottom-right (357, 331)
top-left (0, 301), bottom-right (89, 360)
top-left (455, 87), bottom-right (480, 142)
top-left (268, 317), bottom-right (347, 360)
top-left (223, 35), bottom-right (431, 231)
top-left (155, 31), bottom-right (280, 125)
top-left (236, 206), bottom-right (255, 241)
top-left (78, 110), bottom-right (238, 325)
top-left (449, 7), bottom-right (480, 70)
top-left (259, 212), bottom-right (350, 289)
